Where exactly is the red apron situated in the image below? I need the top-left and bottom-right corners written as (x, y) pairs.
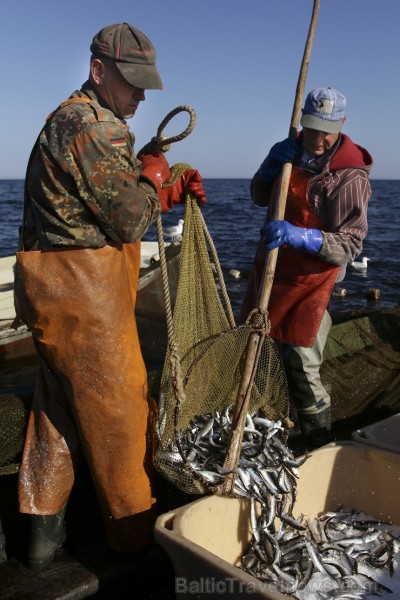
top-left (240, 168), bottom-right (339, 347)
top-left (14, 242), bottom-right (157, 551)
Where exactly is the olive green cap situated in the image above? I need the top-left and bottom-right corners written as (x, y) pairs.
top-left (90, 23), bottom-right (163, 90)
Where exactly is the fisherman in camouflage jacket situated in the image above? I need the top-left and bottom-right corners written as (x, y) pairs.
top-left (14, 22), bottom-right (206, 571)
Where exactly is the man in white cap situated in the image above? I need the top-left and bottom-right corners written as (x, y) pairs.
top-left (15, 22), bottom-right (205, 570)
top-left (240, 87), bottom-right (373, 448)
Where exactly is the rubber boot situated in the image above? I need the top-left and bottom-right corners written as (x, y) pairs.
top-left (286, 400), bottom-right (309, 455)
top-left (298, 403), bottom-right (331, 449)
top-left (27, 507), bottom-right (66, 571)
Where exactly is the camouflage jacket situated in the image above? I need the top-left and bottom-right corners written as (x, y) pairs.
top-left (22, 81), bottom-right (161, 249)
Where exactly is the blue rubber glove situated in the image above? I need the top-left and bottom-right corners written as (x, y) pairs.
top-left (258, 138), bottom-right (300, 183)
top-left (261, 220), bottom-right (323, 254)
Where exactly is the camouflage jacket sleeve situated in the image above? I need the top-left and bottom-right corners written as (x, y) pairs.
top-left (66, 118), bottom-right (161, 244)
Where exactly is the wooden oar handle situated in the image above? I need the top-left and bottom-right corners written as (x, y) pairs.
top-left (221, 0), bottom-right (321, 496)
top-left (259, 0), bottom-right (320, 312)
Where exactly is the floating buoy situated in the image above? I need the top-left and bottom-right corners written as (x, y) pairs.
top-left (228, 269), bottom-right (241, 279)
top-left (367, 288), bottom-right (380, 302)
top-left (333, 287), bottom-right (347, 297)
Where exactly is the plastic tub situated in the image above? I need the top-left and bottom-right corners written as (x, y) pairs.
top-left (155, 442), bottom-right (400, 599)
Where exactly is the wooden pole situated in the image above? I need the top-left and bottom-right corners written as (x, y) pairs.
top-left (220, 0), bottom-right (320, 495)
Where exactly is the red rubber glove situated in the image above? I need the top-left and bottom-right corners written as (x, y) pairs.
top-left (158, 169), bottom-right (206, 212)
top-left (139, 153), bottom-right (172, 192)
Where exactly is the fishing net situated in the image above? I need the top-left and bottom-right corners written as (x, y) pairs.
top-left (153, 195), bottom-right (290, 495)
top-left (322, 307), bottom-right (400, 422)
top-left (0, 391), bottom-right (30, 475)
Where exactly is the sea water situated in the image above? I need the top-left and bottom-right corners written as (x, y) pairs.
top-left (0, 178), bottom-right (399, 315)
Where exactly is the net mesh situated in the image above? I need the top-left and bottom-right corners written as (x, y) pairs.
top-left (0, 392), bottom-right (29, 475)
top-left (322, 308), bottom-right (400, 421)
top-left (153, 198), bottom-right (289, 494)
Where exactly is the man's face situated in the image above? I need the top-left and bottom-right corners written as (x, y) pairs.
top-left (302, 127), bottom-right (340, 156)
top-left (92, 58), bottom-right (145, 119)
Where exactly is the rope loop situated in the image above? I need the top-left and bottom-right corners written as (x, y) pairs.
top-left (139, 105), bottom-right (196, 155)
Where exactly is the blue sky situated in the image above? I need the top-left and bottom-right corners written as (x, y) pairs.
top-left (1, 0), bottom-right (398, 179)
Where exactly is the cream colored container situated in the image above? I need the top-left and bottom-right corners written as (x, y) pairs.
top-left (155, 442), bottom-right (400, 599)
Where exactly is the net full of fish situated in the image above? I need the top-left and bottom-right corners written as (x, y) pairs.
top-left (155, 402), bottom-right (303, 501)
